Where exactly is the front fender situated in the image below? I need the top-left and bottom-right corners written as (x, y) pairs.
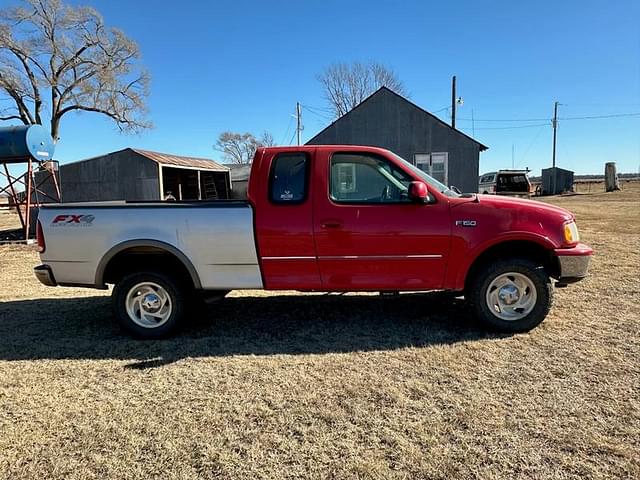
top-left (448, 231), bottom-right (558, 291)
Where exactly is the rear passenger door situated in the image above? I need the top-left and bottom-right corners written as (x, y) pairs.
top-left (253, 150), bottom-right (322, 290)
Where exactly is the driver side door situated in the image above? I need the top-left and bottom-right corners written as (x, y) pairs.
top-left (313, 150), bottom-right (451, 291)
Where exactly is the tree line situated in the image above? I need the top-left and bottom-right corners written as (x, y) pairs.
top-left (1, 0), bottom-right (405, 164)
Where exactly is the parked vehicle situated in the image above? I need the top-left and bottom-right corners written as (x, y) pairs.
top-left (479, 170), bottom-right (532, 196)
top-left (35, 145), bottom-right (592, 338)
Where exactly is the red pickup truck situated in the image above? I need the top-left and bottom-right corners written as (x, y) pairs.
top-left (35, 145), bottom-right (592, 338)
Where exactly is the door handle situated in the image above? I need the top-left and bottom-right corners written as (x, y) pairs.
top-left (321, 221), bottom-right (343, 229)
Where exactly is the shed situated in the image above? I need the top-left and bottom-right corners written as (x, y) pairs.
top-left (306, 87), bottom-right (487, 193)
top-left (541, 167), bottom-right (574, 195)
top-left (45, 148), bottom-right (231, 202)
top-left (226, 164), bottom-right (252, 199)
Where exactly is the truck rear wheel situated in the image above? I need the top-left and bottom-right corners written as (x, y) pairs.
top-left (112, 271), bottom-right (186, 339)
top-left (468, 258), bottom-right (553, 333)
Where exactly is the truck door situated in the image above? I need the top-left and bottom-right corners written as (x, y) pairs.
top-left (253, 149), bottom-right (322, 290)
top-left (313, 149), bottom-right (451, 291)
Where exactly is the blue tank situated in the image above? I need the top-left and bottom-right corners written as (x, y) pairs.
top-left (0, 125), bottom-right (55, 163)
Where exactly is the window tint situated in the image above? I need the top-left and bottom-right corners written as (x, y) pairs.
top-left (269, 153), bottom-right (308, 203)
top-left (330, 153), bottom-right (413, 204)
top-left (480, 174), bottom-right (495, 183)
top-left (497, 174), bottom-right (530, 192)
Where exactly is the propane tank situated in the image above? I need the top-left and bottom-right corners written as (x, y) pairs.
top-left (0, 125), bottom-right (55, 163)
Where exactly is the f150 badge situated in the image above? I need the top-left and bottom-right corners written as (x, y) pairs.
top-left (455, 220), bottom-right (477, 227)
top-left (51, 214), bottom-right (95, 226)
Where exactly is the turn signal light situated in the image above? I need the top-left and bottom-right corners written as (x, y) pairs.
top-left (563, 221), bottom-right (580, 245)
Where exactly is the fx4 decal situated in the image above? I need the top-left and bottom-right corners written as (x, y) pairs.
top-left (51, 214), bottom-right (95, 226)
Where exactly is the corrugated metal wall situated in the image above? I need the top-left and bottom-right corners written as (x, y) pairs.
top-left (307, 88), bottom-right (483, 193)
top-left (57, 150), bottom-right (160, 202)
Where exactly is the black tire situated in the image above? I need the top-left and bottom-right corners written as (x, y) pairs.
top-left (112, 271), bottom-right (186, 339)
top-left (468, 257), bottom-right (553, 333)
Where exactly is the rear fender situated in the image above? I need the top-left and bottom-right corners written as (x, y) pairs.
top-left (95, 239), bottom-right (202, 288)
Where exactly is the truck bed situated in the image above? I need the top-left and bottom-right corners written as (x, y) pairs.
top-left (37, 201), bottom-right (263, 290)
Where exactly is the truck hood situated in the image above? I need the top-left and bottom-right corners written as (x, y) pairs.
top-left (449, 194), bottom-right (575, 249)
top-left (456, 194), bottom-right (574, 222)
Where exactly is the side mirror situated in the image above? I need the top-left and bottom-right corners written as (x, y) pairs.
top-left (408, 181), bottom-right (430, 203)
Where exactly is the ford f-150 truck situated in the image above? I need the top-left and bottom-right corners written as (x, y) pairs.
top-left (34, 145), bottom-right (592, 338)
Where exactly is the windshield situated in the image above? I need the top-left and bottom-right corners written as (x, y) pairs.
top-left (388, 152), bottom-right (461, 197)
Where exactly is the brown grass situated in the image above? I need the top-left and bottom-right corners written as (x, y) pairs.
top-left (0, 190), bottom-right (638, 479)
top-left (0, 209), bottom-right (21, 231)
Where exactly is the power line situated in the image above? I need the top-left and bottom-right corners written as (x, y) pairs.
top-left (457, 111), bottom-right (640, 122)
top-left (302, 105), bottom-right (333, 121)
top-left (457, 116), bottom-right (549, 122)
top-left (431, 105), bottom-right (450, 114)
top-left (280, 116), bottom-right (293, 145)
top-left (471, 123), bottom-right (550, 130)
top-left (301, 103), bottom-right (334, 116)
top-left (559, 112), bottom-right (640, 120)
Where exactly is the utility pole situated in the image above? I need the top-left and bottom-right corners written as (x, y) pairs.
top-left (451, 76), bottom-right (457, 129)
top-left (550, 101), bottom-right (560, 195)
top-left (296, 102), bottom-right (302, 146)
top-left (471, 109), bottom-right (475, 138)
top-left (552, 101), bottom-right (559, 168)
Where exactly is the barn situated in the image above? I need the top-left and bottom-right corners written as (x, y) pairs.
top-left (306, 87), bottom-right (488, 193)
top-left (42, 148), bottom-right (231, 202)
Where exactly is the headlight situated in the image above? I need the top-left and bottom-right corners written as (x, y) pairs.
top-left (564, 221), bottom-right (580, 245)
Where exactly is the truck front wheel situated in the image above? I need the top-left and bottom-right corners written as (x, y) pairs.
top-left (468, 258), bottom-right (553, 333)
top-left (112, 271), bottom-right (186, 339)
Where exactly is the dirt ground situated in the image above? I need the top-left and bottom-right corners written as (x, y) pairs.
top-left (0, 188), bottom-right (638, 479)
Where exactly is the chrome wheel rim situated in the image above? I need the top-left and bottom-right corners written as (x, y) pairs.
top-left (486, 272), bottom-right (537, 321)
top-left (125, 282), bottom-right (173, 328)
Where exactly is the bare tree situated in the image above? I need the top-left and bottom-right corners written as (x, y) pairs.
top-left (260, 131), bottom-right (275, 147)
top-left (318, 61), bottom-right (407, 118)
top-left (216, 131), bottom-right (275, 164)
top-left (0, 0), bottom-right (150, 142)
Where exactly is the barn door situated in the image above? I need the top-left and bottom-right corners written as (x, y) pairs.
top-left (414, 153), bottom-right (448, 185)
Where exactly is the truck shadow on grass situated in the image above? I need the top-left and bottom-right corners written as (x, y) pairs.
top-left (0, 292), bottom-right (503, 368)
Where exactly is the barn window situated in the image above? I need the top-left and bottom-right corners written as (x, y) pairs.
top-left (414, 152), bottom-right (449, 185)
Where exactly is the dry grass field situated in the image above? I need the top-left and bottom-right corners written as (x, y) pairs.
top-left (0, 188), bottom-right (638, 479)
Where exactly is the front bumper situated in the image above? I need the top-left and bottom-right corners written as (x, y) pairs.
top-left (34, 264), bottom-right (57, 287)
top-left (554, 243), bottom-right (593, 284)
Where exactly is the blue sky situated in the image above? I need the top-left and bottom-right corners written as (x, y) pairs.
top-left (9, 0), bottom-right (640, 174)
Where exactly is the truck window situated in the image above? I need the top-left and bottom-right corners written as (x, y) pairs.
top-left (330, 153), bottom-right (413, 204)
top-left (269, 153), bottom-right (308, 204)
top-left (480, 174), bottom-right (495, 183)
top-left (497, 174), bottom-right (529, 193)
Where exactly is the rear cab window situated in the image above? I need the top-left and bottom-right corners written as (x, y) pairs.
top-left (269, 152), bottom-right (309, 204)
top-left (497, 174), bottom-right (530, 192)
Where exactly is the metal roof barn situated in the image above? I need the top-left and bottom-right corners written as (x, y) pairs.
top-left (40, 148), bottom-right (231, 203)
top-left (306, 87), bottom-right (488, 193)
